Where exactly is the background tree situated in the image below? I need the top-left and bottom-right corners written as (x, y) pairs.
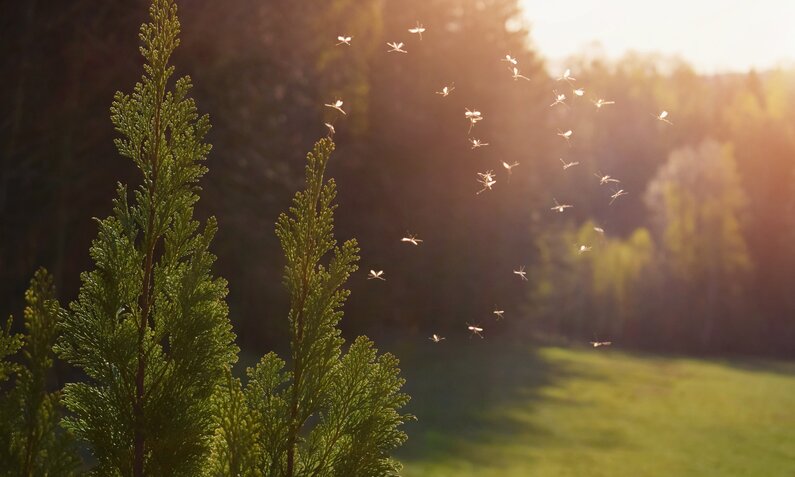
top-left (589, 228), bottom-right (657, 344)
top-left (527, 222), bottom-right (657, 346)
top-left (645, 140), bottom-right (752, 351)
top-left (55, 1), bottom-right (238, 474)
top-left (720, 71), bottom-right (795, 351)
top-left (0, 269), bottom-right (79, 476)
top-left (211, 139), bottom-right (412, 477)
top-left (0, 1), bottom-right (141, 311)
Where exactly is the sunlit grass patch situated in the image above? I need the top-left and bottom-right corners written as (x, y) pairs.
top-left (398, 343), bottom-right (795, 477)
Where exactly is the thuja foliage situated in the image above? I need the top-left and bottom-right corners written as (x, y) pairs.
top-left (0, 269), bottom-right (79, 476)
top-left (0, 0), bottom-right (412, 474)
top-left (210, 139), bottom-right (413, 477)
top-left (55, 0), bottom-right (238, 474)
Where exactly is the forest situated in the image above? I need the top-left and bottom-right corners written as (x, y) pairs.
top-left (3, 0), bottom-right (794, 357)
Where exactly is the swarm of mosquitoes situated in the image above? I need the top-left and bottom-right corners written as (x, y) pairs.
top-left (326, 20), bottom-right (674, 348)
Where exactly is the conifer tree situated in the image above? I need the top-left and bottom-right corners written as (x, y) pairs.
top-left (210, 139), bottom-right (413, 477)
top-left (0, 319), bottom-right (23, 397)
top-left (0, 268), bottom-right (79, 476)
top-left (55, 0), bottom-right (238, 474)
top-left (0, 309), bottom-right (24, 472)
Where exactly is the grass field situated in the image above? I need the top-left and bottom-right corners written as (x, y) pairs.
top-left (394, 340), bottom-right (795, 477)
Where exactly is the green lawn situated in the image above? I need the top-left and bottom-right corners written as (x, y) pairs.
top-left (395, 340), bottom-right (795, 476)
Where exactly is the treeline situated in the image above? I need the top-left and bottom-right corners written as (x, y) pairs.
top-left (2, 0), bottom-right (794, 355)
top-left (528, 58), bottom-right (795, 354)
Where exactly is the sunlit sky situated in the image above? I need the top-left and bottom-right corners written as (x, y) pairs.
top-left (520, 0), bottom-right (795, 73)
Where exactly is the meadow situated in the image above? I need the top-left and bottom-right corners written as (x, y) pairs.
top-left (396, 341), bottom-right (795, 476)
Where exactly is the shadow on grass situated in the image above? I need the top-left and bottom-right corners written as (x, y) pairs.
top-left (718, 357), bottom-right (795, 377)
top-left (389, 336), bottom-right (617, 469)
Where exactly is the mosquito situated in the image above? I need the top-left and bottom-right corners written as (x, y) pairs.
top-left (572, 88), bottom-right (585, 97)
top-left (408, 21), bottom-right (426, 40)
top-left (401, 233), bottom-right (423, 246)
top-left (336, 35), bottom-right (352, 46)
top-left (429, 334), bottom-right (446, 343)
top-left (465, 108), bottom-right (482, 121)
top-left (594, 172), bottom-right (620, 185)
top-left (654, 110), bottom-right (673, 125)
top-left (387, 41), bottom-right (407, 53)
top-left (550, 91), bottom-right (567, 108)
top-left (557, 68), bottom-right (576, 84)
top-left (477, 170), bottom-right (496, 181)
top-left (513, 266), bottom-right (528, 281)
top-left (324, 99), bottom-right (346, 115)
top-left (593, 98), bottom-right (615, 109)
top-left (324, 122), bottom-right (336, 137)
top-left (557, 129), bottom-right (573, 146)
top-left (436, 85), bottom-right (455, 97)
top-left (476, 170), bottom-right (496, 195)
top-left (510, 67), bottom-right (530, 81)
top-left (560, 158), bottom-right (579, 170)
top-left (501, 54), bottom-right (518, 65)
top-left (610, 189), bottom-right (628, 205)
top-left (502, 161), bottom-right (519, 175)
top-left (470, 138), bottom-right (489, 149)
top-left (367, 269), bottom-right (386, 281)
top-left (578, 244), bottom-right (592, 254)
top-left (465, 108), bottom-right (483, 133)
top-left (467, 323), bottom-right (484, 338)
top-left (493, 307), bottom-right (505, 320)
top-left (551, 198), bottom-right (573, 213)
top-left (590, 341), bottom-right (612, 348)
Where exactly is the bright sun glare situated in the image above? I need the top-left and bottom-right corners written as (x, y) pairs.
top-left (521, 0), bottom-right (795, 73)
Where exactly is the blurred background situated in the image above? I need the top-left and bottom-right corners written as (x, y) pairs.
top-left (2, 1), bottom-right (794, 474)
